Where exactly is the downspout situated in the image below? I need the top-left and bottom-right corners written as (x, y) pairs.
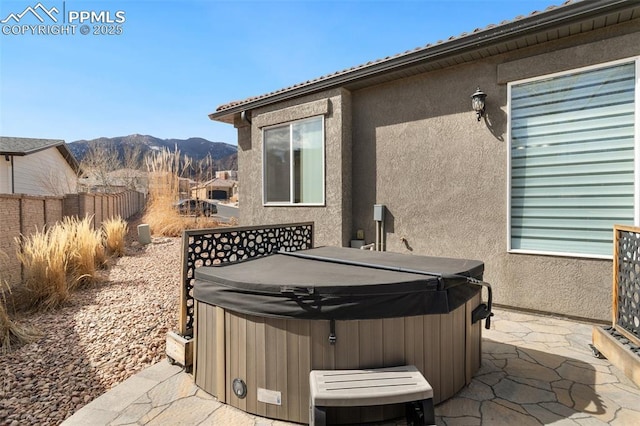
top-left (11, 155), bottom-right (14, 194)
top-left (5, 155), bottom-right (14, 194)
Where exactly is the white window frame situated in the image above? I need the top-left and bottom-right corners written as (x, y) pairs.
top-left (507, 57), bottom-right (640, 260)
top-left (262, 115), bottom-right (326, 206)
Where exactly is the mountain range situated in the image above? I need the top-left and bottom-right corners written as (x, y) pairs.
top-left (68, 134), bottom-right (237, 171)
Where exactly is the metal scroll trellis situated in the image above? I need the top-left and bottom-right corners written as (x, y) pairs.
top-left (179, 222), bottom-right (314, 335)
top-left (613, 225), bottom-right (640, 345)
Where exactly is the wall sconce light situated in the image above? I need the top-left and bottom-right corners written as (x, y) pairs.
top-left (471, 87), bottom-right (487, 121)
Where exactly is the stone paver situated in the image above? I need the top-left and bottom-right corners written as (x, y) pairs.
top-left (63, 308), bottom-right (640, 425)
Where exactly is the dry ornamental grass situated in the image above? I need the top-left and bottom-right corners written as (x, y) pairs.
top-left (16, 225), bottom-right (70, 311)
top-left (13, 216), bottom-right (115, 312)
top-left (143, 147), bottom-right (226, 237)
top-left (62, 216), bottom-right (106, 290)
top-left (102, 216), bottom-right (128, 257)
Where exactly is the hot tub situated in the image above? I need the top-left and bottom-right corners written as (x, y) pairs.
top-left (193, 247), bottom-right (489, 424)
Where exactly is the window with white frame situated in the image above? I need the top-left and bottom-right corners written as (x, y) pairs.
top-left (509, 60), bottom-right (637, 258)
top-left (263, 116), bottom-right (324, 205)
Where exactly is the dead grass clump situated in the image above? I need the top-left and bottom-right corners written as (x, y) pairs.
top-left (0, 299), bottom-right (40, 354)
top-left (16, 226), bottom-right (70, 311)
top-left (62, 216), bottom-right (105, 289)
top-left (0, 252), bottom-right (40, 353)
top-left (102, 216), bottom-right (128, 256)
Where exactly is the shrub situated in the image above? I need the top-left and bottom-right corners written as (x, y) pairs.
top-left (102, 216), bottom-right (128, 257)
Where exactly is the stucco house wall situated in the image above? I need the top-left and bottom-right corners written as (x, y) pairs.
top-left (211, 3), bottom-right (640, 321)
top-left (350, 21), bottom-right (640, 322)
top-left (237, 88), bottom-right (352, 247)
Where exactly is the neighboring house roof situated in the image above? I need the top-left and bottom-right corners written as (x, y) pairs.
top-left (197, 178), bottom-right (237, 189)
top-left (209, 0), bottom-right (639, 124)
top-left (79, 168), bottom-right (148, 185)
top-left (107, 168), bottom-right (148, 178)
top-left (0, 136), bottom-right (81, 175)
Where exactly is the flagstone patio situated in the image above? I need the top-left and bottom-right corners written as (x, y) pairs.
top-left (62, 308), bottom-right (640, 425)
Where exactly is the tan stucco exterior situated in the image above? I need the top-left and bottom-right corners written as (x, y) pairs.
top-left (237, 88), bottom-right (352, 247)
top-left (219, 13), bottom-right (640, 321)
top-left (349, 23), bottom-right (640, 322)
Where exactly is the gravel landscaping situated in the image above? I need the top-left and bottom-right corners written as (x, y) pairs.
top-left (0, 219), bottom-right (181, 426)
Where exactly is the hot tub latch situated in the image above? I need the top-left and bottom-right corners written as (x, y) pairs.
top-left (329, 319), bottom-right (336, 345)
top-left (472, 304), bottom-right (494, 329)
top-left (469, 277), bottom-right (494, 329)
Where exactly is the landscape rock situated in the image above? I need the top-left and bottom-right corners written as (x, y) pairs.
top-left (0, 217), bottom-right (180, 426)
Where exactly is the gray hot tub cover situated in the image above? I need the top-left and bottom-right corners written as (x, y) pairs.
top-left (193, 246), bottom-right (484, 320)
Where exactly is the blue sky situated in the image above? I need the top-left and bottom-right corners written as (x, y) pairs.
top-left (1, 0), bottom-right (557, 145)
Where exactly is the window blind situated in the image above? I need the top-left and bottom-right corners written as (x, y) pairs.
top-left (510, 62), bottom-right (636, 256)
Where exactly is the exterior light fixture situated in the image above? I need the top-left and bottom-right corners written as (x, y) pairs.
top-left (471, 87), bottom-right (487, 121)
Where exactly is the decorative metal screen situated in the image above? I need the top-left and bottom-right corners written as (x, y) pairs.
top-left (613, 225), bottom-right (640, 345)
top-left (180, 222), bottom-right (313, 335)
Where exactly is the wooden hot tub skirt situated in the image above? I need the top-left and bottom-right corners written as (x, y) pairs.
top-left (194, 292), bottom-right (482, 424)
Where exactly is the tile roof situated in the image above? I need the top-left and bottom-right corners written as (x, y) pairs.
top-left (213, 1), bottom-right (578, 114)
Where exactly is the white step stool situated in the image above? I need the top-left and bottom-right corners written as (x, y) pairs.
top-left (309, 365), bottom-right (435, 425)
